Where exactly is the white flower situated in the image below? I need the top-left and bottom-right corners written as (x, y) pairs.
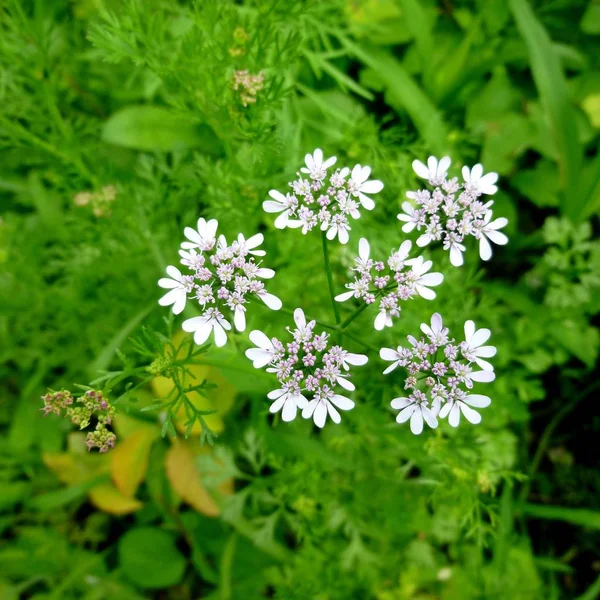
top-left (475, 212), bottom-right (509, 261)
top-left (461, 320), bottom-right (496, 371)
top-left (263, 190), bottom-right (298, 229)
top-left (443, 236), bottom-right (467, 267)
top-left (379, 346), bottom-right (409, 374)
top-left (302, 387), bottom-right (354, 428)
top-left (420, 313), bottom-right (449, 346)
top-left (181, 218), bottom-right (218, 251)
top-left (439, 394), bottom-right (491, 426)
top-left (179, 248), bottom-right (205, 270)
top-left (374, 295), bottom-right (399, 330)
top-left (462, 164), bottom-right (498, 195)
top-left (234, 233), bottom-right (266, 257)
top-left (335, 277), bottom-right (370, 302)
top-left (406, 256), bottom-right (444, 300)
top-left (300, 148), bottom-right (337, 180)
top-left (333, 348), bottom-right (368, 371)
top-left (412, 156), bottom-right (451, 186)
top-left (158, 266), bottom-right (193, 315)
top-left (182, 308), bottom-right (231, 347)
top-left (388, 240), bottom-right (412, 271)
top-left (397, 201), bottom-right (423, 233)
top-left (391, 395), bottom-right (438, 435)
top-left (454, 363), bottom-right (496, 389)
top-left (268, 386), bottom-right (308, 422)
top-left (254, 289), bottom-right (282, 310)
top-left (245, 330), bottom-right (279, 368)
top-left (289, 308), bottom-right (315, 342)
top-left (324, 214), bottom-right (351, 244)
top-left (348, 165), bottom-right (383, 210)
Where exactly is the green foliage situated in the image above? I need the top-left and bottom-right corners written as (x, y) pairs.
top-left (0, 0), bottom-right (599, 599)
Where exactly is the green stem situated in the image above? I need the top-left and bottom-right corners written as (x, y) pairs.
top-left (340, 301), bottom-right (371, 329)
top-left (342, 329), bottom-right (378, 353)
top-left (321, 232), bottom-right (341, 324)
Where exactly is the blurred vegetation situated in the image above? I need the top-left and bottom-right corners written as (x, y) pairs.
top-left (1, 0), bottom-right (599, 598)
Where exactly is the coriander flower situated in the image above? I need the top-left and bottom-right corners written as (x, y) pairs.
top-left (181, 217), bottom-right (218, 251)
top-left (438, 393), bottom-right (491, 427)
top-left (348, 165), bottom-right (384, 210)
top-left (473, 211), bottom-right (509, 261)
top-left (302, 386), bottom-right (355, 428)
top-left (246, 308), bottom-right (367, 426)
top-left (158, 217), bottom-right (282, 346)
top-left (398, 156), bottom-right (508, 266)
top-left (301, 148), bottom-right (337, 180)
top-left (336, 237), bottom-right (444, 331)
top-left (391, 392), bottom-right (438, 435)
top-left (265, 149), bottom-right (383, 243)
top-left (412, 156), bottom-right (451, 186)
top-left (461, 320), bottom-right (497, 371)
top-left (158, 266), bottom-right (194, 315)
top-left (263, 190), bottom-right (299, 229)
top-left (381, 313), bottom-right (496, 433)
top-left (461, 164), bottom-right (498, 196)
top-left (182, 308), bottom-right (231, 347)
top-left (268, 384), bottom-right (308, 422)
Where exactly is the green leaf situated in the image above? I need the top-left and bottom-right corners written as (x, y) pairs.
top-left (581, 0), bottom-right (600, 35)
top-left (512, 160), bottom-right (560, 208)
top-left (118, 527), bottom-right (186, 589)
top-left (522, 503), bottom-right (600, 529)
top-left (509, 0), bottom-right (583, 219)
top-left (102, 106), bottom-right (223, 154)
top-left (346, 41), bottom-right (449, 154)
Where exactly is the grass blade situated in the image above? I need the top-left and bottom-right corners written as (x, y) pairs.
top-left (509, 0), bottom-right (583, 219)
top-left (521, 503), bottom-right (600, 530)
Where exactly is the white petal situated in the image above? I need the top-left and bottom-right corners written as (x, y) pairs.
top-left (326, 403), bottom-right (341, 424)
top-left (166, 265), bottom-right (182, 280)
top-left (438, 402), bottom-right (452, 419)
top-left (374, 311), bottom-right (387, 331)
top-left (448, 403), bottom-right (461, 427)
top-left (274, 211), bottom-right (290, 229)
top-left (383, 362), bottom-right (399, 375)
top-left (459, 403), bottom-right (482, 424)
top-left (193, 322), bottom-right (213, 346)
top-left (474, 345), bottom-right (496, 358)
top-left (486, 230), bottom-right (509, 245)
top-left (338, 228), bottom-right (349, 244)
top-left (249, 330), bottom-right (273, 350)
top-left (391, 397), bottom-right (411, 410)
top-left (159, 288), bottom-right (182, 307)
top-left (269, 394), bottom-right (287, 414)
top-left (469, 370), bottom-right (496, 383)
top-left (313, 401), bottom-right (328, 428)
top-left (360, 180), bottom-right (383, 194)
top-left (245, 233), bottom-right (264, 249)
top-left (293, 308), bottom-right (306, 328)
top-left (437, 156), bottom-right (451, 176)
top-left (234, 308), bottom-right (246, 332)
top-left (431, 313), bottom-right (443, 334)
top-left (471, 328), bottom-right (491, 348)
top-left (422, 406), bottom-right (438, 429)
top-left (158, 277), bottom-right (179, 289)
top-left (335, 291), bottom-right (354, 302)
top-left (410, 409), bottom-right (424, 435)
top-left (450, 245), bottom-right (464, 267)
top-left (245, 348), bottom-right (274, 368)
top-left (419, 272), bottom-right (443, 287)
top-left (359, 238), bottom-right (370, 261)
top-left (213, 322), bottom-right (227, 347)
top-left (182, 316), bottom-right (205, 332)
top-left (345, 352), bottom-right (368, 366)
top-left (330, 395), bottom-right (354, 411)
top-left (396, 404), bottom-right (415, 423)
top-left (258, 292), bottom-right (282, 310)
top-left (281, 398), bottom-right (298, 422)
top-left (302, 399), bottom-right (318, 420)
top-left (464, 320), bottom-right (475, 343)
top-left (256, 268), bottom-right (275, 279)
top-left (415, 284), bottom-right (436, 300)
top-left (263, 200), bottom-right (285, 213)
top-left (479, 236), bottom-right (493, 261)
top-left (412, 159), bottom-right (430, 179)
top-left (380, 348), bottom-right (399, 361)
top-left (464, 394), bottom-right (491, 408)
top-left (337, 377), bottom-right (355, 391)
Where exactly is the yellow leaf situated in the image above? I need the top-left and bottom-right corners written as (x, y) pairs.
top-left (582, 94), bottom-right (600, 128)
top-left (113, 411), bottom-right (160, 440)
top-left (165, 440), bottom-right (233, 517)
top-left (151, 332), bottom-right (237, 436)
top-left (110, 428), bottom-right (157, 498)
top-left (88, 482), bottom-right (143, 515)
top-left (43, 451), bottom-right (107, 485)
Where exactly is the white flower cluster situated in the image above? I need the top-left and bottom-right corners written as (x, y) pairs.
top-left (158, 218), bottom-right (281, 347)
top-left (263, 149), bottom-right (384, 244)
top-left (380, 313), bottom-right (496, 434)
top-left (335, 238), bottom-right (444, 330)
top-left (245, 308), bottom-right (368, 427)
top-left (397, 156), bottom-right (508, 266)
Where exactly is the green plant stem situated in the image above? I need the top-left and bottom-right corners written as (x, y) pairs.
top-left (340, 301), bottom-right (371, 329)
top-left (321, 232), bottom-right (341, 325)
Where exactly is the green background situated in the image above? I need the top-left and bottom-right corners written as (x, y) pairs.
top-left (1, 0), bottom-right (600, 598)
